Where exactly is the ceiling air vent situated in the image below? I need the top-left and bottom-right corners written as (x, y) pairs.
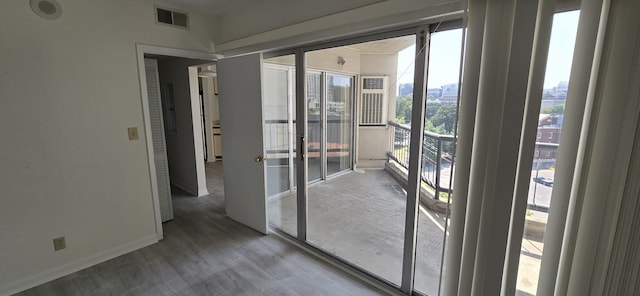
top-left (155, 6), bottom-right (189, 29)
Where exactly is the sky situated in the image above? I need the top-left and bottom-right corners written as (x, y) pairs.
top-left (395, 10), bottom-right (580, 91)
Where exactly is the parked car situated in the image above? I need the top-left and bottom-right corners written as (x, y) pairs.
top-left (533, 176), bottom-right (554, 186)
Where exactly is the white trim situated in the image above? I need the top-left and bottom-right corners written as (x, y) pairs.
top-left (197, 188), bottom-right (210, 197)
top-left (169, 180), bottom-right (209, 197)
top-left (137, 44), bottom-right (222, 61)
top-left (136, 44), bottom-right (220, 240)
top-left (187, 66), bottom-right (210, 197)
top-left (0, 235), bottom-right (158, 296)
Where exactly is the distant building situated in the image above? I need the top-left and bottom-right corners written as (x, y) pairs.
top-left (542, 81), bottom-right (569, 100)
top-left (541, 98), bottom-right (566, 109)
top-left (535, 113), bottom-right (562, 163)
top-left (426, 87), bottom-right (441, 98)
top-left (438, 83), bottom-right (459, 104)
top-left (399, 83), bottom-right (413, 96)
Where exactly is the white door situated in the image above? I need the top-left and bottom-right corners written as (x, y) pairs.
top-left (144, 58), bottom-right (174, 222)
top-left (217, 53), bottom-right (268, 234)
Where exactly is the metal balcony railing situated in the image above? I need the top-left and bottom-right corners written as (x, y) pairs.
top-left (388, 121), bottom-right (560, 210)
top-left (388, 121), bottom-right (455, 200)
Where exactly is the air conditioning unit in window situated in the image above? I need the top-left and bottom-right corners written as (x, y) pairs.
top-left (360, 76), bottom-right (388, 126)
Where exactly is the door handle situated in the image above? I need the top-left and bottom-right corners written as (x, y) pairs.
top-left (255, 155), bottom-right (263, 163)
top-left (299, 135), bottom-right (305, 161)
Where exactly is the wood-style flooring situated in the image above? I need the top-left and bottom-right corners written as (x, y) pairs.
top-left (15, 162), bottom-right (385, 296)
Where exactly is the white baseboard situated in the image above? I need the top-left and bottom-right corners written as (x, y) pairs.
top-left (0, 235), bottom-right (158, 296)
top-left (170, 180), bottom-right (198, 196)
top-left (197, 188), bottom-right (210, 197)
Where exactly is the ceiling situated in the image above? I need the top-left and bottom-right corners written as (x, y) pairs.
top-left (158, 0), bottom-right (383, 17)
top-left (157, 0), bottom-right (255, 16)
top-left (347, 35), bottom-right (415, 54)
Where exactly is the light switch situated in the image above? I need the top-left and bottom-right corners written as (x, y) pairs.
top-left (128, 127), bottom-right (139, 140)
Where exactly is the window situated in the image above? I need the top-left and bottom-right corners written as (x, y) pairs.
top-left (535, 149), bottom-right (540, 157)
top-left (548, 131), bottom-right (553, 140)
top-left (537, 132), bottom-right (542, 139)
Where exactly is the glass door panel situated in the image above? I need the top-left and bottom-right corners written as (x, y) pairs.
top-left (264, 67), bottom-right (291, 196)
top-left (414, 28), bottom-right (463, 295)
top-left (264, 55), bottom-right (297, 236)
top-left (307, 72), bottom-right (323, 182)
top-left (326, 74), bottom-right (353, 176)
top-left (306, 34), bottom-right (416, 286)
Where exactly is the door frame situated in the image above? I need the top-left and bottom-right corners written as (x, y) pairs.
top-left (264, 26), bottom-right (431, 293)
top-left (135, 44), bottom-right (222, 240)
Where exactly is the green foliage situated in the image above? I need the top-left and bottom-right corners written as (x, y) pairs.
top-left (424, 120), bottom-right (447, 134)
top-left (425, 102), bottom-right (440, 119)
top-left (431, 104), bottom-right (458, 135)
top-left (541, 104), bottom-right (565, 116)
top-left (395, 97), bottom-right (458, 136)
top-left (395, 95), bottom-right (413, 124)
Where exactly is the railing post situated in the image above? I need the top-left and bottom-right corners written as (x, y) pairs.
top-left (435, 138), bottom-right (442, 200)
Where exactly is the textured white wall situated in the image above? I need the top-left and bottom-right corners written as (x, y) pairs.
top-left (0, 0), bottom-right (217, 293)
top-left (357, 53), bottom-right (398, 168)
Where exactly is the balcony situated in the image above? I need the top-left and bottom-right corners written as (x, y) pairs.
top-left (268, 120), bottom-right (556, 295)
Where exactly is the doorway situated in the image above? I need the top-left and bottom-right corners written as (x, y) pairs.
top-left (136, 45), bottom-right (220, 239)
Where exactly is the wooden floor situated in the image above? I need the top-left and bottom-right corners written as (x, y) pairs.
top-left (15, 162), bottom-right (384, 296)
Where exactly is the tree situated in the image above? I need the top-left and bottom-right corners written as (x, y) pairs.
top-left (431, 104), bottom-right (458, 134)
top-left (425, 102), bottom-right (440, 119)
top-left (424, 120), bottom-right (447, 134)
top-left (395, 94), bottom-right (413, 123)
top-left (541, 104), bottom-right (564, 116)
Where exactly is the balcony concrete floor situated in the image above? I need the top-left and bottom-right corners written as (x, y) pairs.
top-left (268, 166), bottom-right (545, 296)
top-left (268, 168), bottom-right (448, 295)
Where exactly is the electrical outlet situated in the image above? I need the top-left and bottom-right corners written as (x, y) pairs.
top-left (127, 127), bottom-right (139, 140)
top-left (53, 237), bottom-right (66, 251)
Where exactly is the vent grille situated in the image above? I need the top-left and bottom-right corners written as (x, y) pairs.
top-left (361, 93), bottom-right (384, 125)
top-left (155, 6), bottom-right (189, 29)
top-left (360, 76), bottom-right (388, 126)
top-left (363, 77), bottom-right (385, 90)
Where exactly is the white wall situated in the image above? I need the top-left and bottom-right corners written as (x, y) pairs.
top-left (0, 0), bottom-right (217, 294)
top-left (158, 58), bottom-right (201, 194)
top-left (357, 53), bottom-right (398, 168)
